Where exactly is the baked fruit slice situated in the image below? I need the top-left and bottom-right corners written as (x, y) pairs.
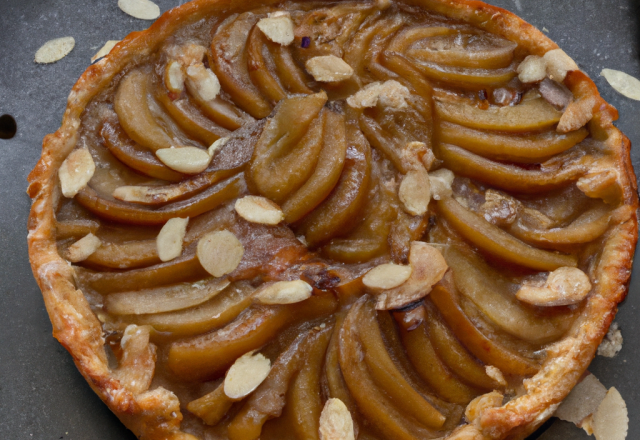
top-left (27, 0), bottom-right (637, 439)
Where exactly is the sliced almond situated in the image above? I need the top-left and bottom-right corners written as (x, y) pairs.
top-left (485, 366), bottom-right (507, 387)
top-left (164, 60), bottom-right (185, 93)
top-left (306, 56), bottom-right (354, 82)
top-left (362, 263), bottom-right (412, 290)
top-left (554, 373), bottom-right (607, 424)
top-left (557, 95), bottom-right (596, 133)
top-left (543, 48), bottom-right (579, 82)
top-left (257, 15), bottom-right (295, 46)
top-left (208, 137), bottom-right (229, 157)
top-left (197, 230), bottom-right (244, 277)
top-left (224, 351), bottom-right (271, 400)
top-left (465, 391), bottom-right (504, 422)
top-left (254, 280), bottom-right (313, 305)
top-left (112, 185), bottom-right (152, 203)
top-left (597, 322), bottom-right (623, 358)
top-left (399, 168), bottom-right (431, 216)
top-left (64, 233), bottom-right (101, 263)
top-left (164, 43), bottom-right (207, 66)
top-left (117, 0), bottom-right (160, 20)
top-left (601, 68), bottom-right (640, 101)
top-left (234, 196), bottom-right (284, 225)
top-left (516, 55), bottom-right (547, 83)
top-left (59, 148), bottom-right (96, 198)
top-left (157, 217), bottom-right (189, 262)
top-left (375, 242), bottom-right (448, 310)
top-left (91, 40), bottom-right (119, 63)
top-left (319, 398), bottom-right (355, 440)
top-left (516, 267), bottom-right (592, 307)
top-left (186, 63), bottom-right (220, 101)
top-left (593, 387), bottom-right (628, 440)
top-left (429, 168), bottom-right (454, 201)
top-left (156, 146), bottom-right (211, 174)
top-left (346, 80), bottom-right (410, 109)
top-left (35, 36), bottom-right (75, 64)
top-left (114, 325), bottom-right (155, 395)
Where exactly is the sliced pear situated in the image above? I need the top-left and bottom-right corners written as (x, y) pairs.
top-left (271, 43), bottom-right (314, 94)
top-left (84, 239), bottom-right (160, 269)
top-left (187, 92), bottom-right (251, 131)
top-left (246, 25), bottom-right (287, 104)
top-left (56, 219), bottom-right (100, 240)
top-left (412, 60), bottom-right (517, 89)
top-left (187, 384), bottom-right (234, 426)
top-left (359, 115), bottom-right (406, 173)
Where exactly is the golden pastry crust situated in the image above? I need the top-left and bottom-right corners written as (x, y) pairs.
top-left (27, 0), bottom-right (638, 439)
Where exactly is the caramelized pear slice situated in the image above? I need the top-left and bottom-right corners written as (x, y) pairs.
top-left (435, 98), bottom-right (563, 132)
top-left (126, 281), bottom-right (255, 336)
top-left (101, 120), bottom-right (185, 182)
top-left (249, 93), bottom-right (327, 202)
top-left (247, 25), bottom-right (287, 104)
top-left (395, 307), bottom-right (480, 404)
top-left (412, 60), bottom-right (517, 89)
top-left (227, 326), bottom-right (332, 440)
top-left (438, 197), bottom-right (577, 271)
top-left (359, 115), bottom-right (406, 173)
top-left (437, 143), bottom-right (585, 193)
top-left (187, 384), bottom-right (234, 426)
top-left (75, 174), bottom-right (246, 225)
top-left (281, 111), bottom-right (348, 223)
top-left (187, 92), bottom-right (251, 131)
top-left (430, 281), bottom-right (540, 376)
top-left (211, 12), bottom-right (272, 118)
top-left (56, 219), bottom-right (100, 239)
top-left (445, 245), bottom-right (574, 343)
top-left (155, 84), bottom-right (230, 145)
top-left (84, 239), bottom-right (160, 269)
top-left (167, 293), bottom-right (337, 381)
top-left (105, 278), bottom-right (230, 315)
top-left (297, 127), bottom-right (372, 247)
top-left (114, 70), bottom-right (174, 151)
top-left (271, 44), bottom-right (313, 94)
top-left (438, 122), bottom-right (589, 163)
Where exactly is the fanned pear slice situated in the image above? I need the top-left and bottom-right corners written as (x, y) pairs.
top-left (438, 197), bottom-right (577, 271)
top-left (435, 97), bottom-right (563, 132)
top-left (114, 70), bottom-right (174, 151)
top-left (84, 239), bottom-right (160, 269)
top-left (106, 278), bottom-right (230, 315)
top-left (411, 60), bottom-right (517, 89)
top-left (246, 25), bottom-right (287, 104)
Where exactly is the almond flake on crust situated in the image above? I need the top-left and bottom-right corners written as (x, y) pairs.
top-left (346, 80), bottom-right (410, 109)
top-left (157, 217), bottom-right (189, 262)
top-left (517, 55), bottom-right (547, 83)
top-left (164, 60), bottom-right (185, 93)
top-left (224, 351), bottom-right (271, 400)
top-left (319, 398), bottom-right (355, 440)
top-left (186, 63), bottom-right (221, 101)
top-left (601, 68), bottom-right (640, 101)
top-left (35, 37), bottom-right (75, 64)
top-left (597, 322), bottom-right (623, 358)
top-left (305, 56), bottom-right (354, 82)
top-left (59, 148), bottom-right (96, 198)
top-left (254, 280), bottom-right (313, 305)
top-left (91, 40), bottom-right (120, 63)
top-left (234, 195), bottom-right (284, 225)
top-left (516, 267), bottom-right (592, 307)
top-left (593, 387), bottom-right (628, 440)
top-left (197, 230), bottom-right (244, 277)
top-left (543, 48), bottom-right (580, 82)
top-left (362, 263), bottom-right (412, 290)
top-left (257, 14), bottom-right (295, 46)
top-left (64, 233), bottom-right (101, 262)
top-left (554, 373), bottom-right (607, 425)
top-left (118, 0), bottom-right (161, 20)
top-left (156, 146), bottom-right (211, 174)
top-left (399, 168), bottom-right (431, 216)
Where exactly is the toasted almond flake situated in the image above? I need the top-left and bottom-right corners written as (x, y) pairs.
top-left (485, 366), bottom-right (507, 386)
top-left (346, 80), bottom-right (410, 109)
top-left (543, 48), bottom-right (579, 82)
top-left (375, 242), bottom-right (448, 310)
top-left (157, 217), bottom-right (189, 262)
top-left (208, 137), bottom-right (229, 157)
top-left (554, 373), bottom-right (607, 424)
top-left (197, 230), bottom-right (244, 277)
top-left (319, 398), bottom-right (355, 440)
top-left (429, 168), bottom-right (454, 201)
top-left (516, 267), bottom-right (592, 307)
top-left (593, 387), bottom-right (628, 440)
top-left (235, 195), bottom-right (284, 225)
top-left (91, 40), bottom-right (119, 63)
top-left (156, 146), bottom-right (211, 174)
top-left (255, 280), bottom-right (313, 305)
top-left (65, 233), bottom-right (101, 262)
top-left (557, 95), bottom-right (596, 133)
top-left (399, 168), bottom-right (431, 216)
top-left (363, 264), bottom-right (412, 290)
top-left (118, 0), bottom-right (160, 20)
top-left (164, 43), bottom-right (207, 66)
top-left (35, 37), bottom-right (75, 64)
top-left (517, 55), bottom-right (547, 83)
top-left (59, 148), bottom-right (96, 198)
top-left (597, 322), bottom-right (623, 358)
top-left (465, 391), bottom-right (504, 422)
top-left (164, 60), bottom-right (185, 93)
top-left (257, 15), bottom-right (295, 46)
top-left (224, 351), bottom-right (271, 400)
top-left (112, 185), bottom-right (151, 203)
top-left (601, 68), bottom-right (640, 101)
top-left (306, 56), bottom-right (354, 82)
top-left (186, 63), bottom-right (220, 101)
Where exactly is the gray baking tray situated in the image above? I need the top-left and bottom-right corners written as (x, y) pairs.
top-left (0, 0), bottom-right (638, 438)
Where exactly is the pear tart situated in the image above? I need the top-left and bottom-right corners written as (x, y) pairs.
top-left (27, 0), bottom-right (637, 439)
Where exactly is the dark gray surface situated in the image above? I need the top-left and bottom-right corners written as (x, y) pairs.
top-left (0, 0), bottom-right (638, 439)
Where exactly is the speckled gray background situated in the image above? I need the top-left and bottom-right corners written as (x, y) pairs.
top-left (0, 0), bottom-right (638, 439)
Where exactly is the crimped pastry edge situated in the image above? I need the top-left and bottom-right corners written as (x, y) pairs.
top-left (26, 0), bottom-right (638, 439)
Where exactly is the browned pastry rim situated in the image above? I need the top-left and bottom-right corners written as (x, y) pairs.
top-left (27, 0), bottom-right (638, 439)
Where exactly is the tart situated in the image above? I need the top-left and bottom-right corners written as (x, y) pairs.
top-left (27, 0), bottom-right (638, 439)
